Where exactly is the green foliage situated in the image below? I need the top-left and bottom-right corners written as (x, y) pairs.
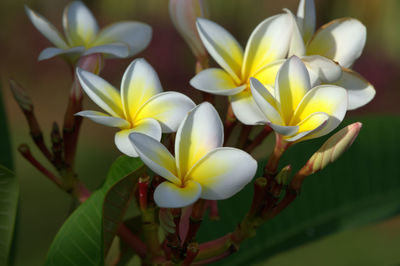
top-left (44, 156), bottom-right (144, 266)
top-left (0, 166), bottom-right (19, 266)
top-left (0, 85), bottom-right (12, 169)
top-left (197, 116), bottom-right (400, 265)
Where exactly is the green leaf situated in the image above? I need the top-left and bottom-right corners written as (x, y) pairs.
top-left (44, 156), bottom-right (144, 266)
top-left (0, 86), bottom-right (12, 169)
top-left (0, 166), bottom-right (19, 266)
top-left (197, 115), bottom-right (400, 265)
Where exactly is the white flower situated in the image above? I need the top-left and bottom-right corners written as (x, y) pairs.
top-left (129, 102), bottom-right (258, 208)
top-left (288, 0), bottom-right (375, 110)
top-left (190, 15), bottom-right (293, 125)
top-left (250, 56), bottom-right (347, 143)
top-left (25, 1), bottom-right (152, 61)
top-left (76, 58), bottom-right (195, 157)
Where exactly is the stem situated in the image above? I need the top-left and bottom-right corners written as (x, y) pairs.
top-left (196, 234), bottom-right (233, 262)
top-left (138, 176), bottom-right (150, 211)
top-left (63, 84), bottom-right (83, 167)
top-left (248, 178), bottom-right (268, 217)
top-left (186, 200), bottom-right (207, 244)
top-left (118, 224), bottom-right (147, 259)
top-left (141, 206), bottom-right (162, 259)
top-left (208, 200), bottom-right (220, 220)
top-left (223, 104), bottom-right (237, 145)
top-left (264, 133), bottom-right (290, 179)
top-left (51, 122), bottom-right (64, 170)
top-left (182, 242), bottom-right (199, 266)
top-left (9, 79), bottom-right (53, 163)
top-left (236, 125), bottom-right (252, 149)
top-left (245, 125), bottom-right (272, 153)
top-left (18, 144), bottom-right (62, 187)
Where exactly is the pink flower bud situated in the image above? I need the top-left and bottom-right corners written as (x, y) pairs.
top-left (307, 122), bottom-right (362, 174)
top-left (169, 0), bottom-right (208, 60)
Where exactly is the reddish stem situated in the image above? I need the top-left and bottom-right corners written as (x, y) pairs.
top-left (264, 134), bottom-right (290, 179)
top-left (63, 89), bottom-right (83, 167)
top-left (223, 104), bottom-right (237, 145)
top-left (138, 176), bottom-right (150, 211)
top-left (245, 125), bottom-right (272, 153)
top-left (194, 250), bottom-right (232, 265)
top-left (118, 224), bottom-right (147, 258)
top-left (18, 144), bottom-right (62, 187)
top-left (208, 200), bottom-right (220, 220)
top-left (236, 125), bottom-right (252, 149)
top-left (182, 242), bottom-right (200, 266)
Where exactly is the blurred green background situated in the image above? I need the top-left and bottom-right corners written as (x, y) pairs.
top-left (1, 0), bottom-right (400, 265)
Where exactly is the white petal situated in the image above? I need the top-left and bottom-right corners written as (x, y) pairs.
top-left (249, 78), bottom-right (282, 124)
top-left (121, 58), bottom-right (163, 122)
top-left (196, 18), bottom-right (243, 84)
top-left (307, 18), bottom-right (366, 68)
top-left (63, 1), bottom-right (98, 46)
top-left (135, 92), bottom-right (195, 133)
top-left (285, 112), bottom-right (329, 142)
top-left (83, 42), bottom-right (130, 58)
top-left (252, 59), bottom-right (285, 86)
top-left (38, 46), bottom-right (84, 61)
top-left (93, 22), bottom-right (152, 57)
top-left (187, 147), bottom-right (257, 200)
top-left (301, 55), bottom-right (342, 86)
top-left (115, 118), bottom-right (162, 157)
top-left (129, 132), bottom-right (179, 184)
top-left (175, 102), bottom-right (224, 177)
top-left (334, 68), bottom-right (375, 110)
top-left (190, 68), bottom-right (246, 96)
top-left (284, 8), bottom-right (306, 57)
top-left (230, 90), bottom-right (266, 125)
top-left (154, 180), bottom-right (202, 208)
top-left (292, 85), bottom-right (347, 139)
top-left (24, 6), bottom-right (68, 49)
top-left (275, 56), bottom-right (311, 124)
top-left (76, 110), bottom-right (130, 128)
top-left (297, 0), bottom-right (316, 44)
top-left (268, 123), bottom-right (299, 136)
top-left (242, 13), bottom-right (292, 79)
top-left (76, 68), bottom-right (124, 117)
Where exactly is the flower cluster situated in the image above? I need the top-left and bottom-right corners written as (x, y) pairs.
top-left (25, 0), bottom-right (375, 209)
top-left (11, 0), bottom-right (380, 264)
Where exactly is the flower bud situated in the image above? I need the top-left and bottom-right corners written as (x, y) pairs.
top-left (275, 165), bottom-right (291, 185)
top-left (159, 208), bottom-right (175, 234)
top-left (169, 0), bottom-right (208, 60)
top-left (307, 122), bottom-right (362, 174)
top-left (9, 79), bottom-right (33, 112)
top-left (77, 53), bottom-right (103, 75)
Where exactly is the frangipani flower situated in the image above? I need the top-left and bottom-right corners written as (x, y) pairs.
top-left (25, 1), bottom-right (152, 61)
top-left (288, 0), bottom-right (375, 110)
top-left (190, 15), bottom-right (340, 125)
top-left (250, 56), bottom-right (347, 143)
top-left (129, 102), bottom-right (257, 208)
top-left (190, 15), bottom-right (293, 125)
top-left (76, 58), bottom-right (195, 157)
